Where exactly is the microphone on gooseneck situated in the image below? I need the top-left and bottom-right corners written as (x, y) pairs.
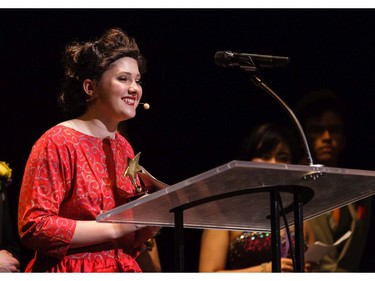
top-left (214, 50), bottom-right (290, 70)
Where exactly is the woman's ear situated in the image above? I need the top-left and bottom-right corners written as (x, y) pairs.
top-left (83, 79), bottom-right (96, 101)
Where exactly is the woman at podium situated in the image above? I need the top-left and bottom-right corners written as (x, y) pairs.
top-left (17, 27), bottom-right (159, 272)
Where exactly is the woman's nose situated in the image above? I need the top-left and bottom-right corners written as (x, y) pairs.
top-left (321, 129), bottom-right (332, 139)
top-left (129, 86), bottom-right (137, 94)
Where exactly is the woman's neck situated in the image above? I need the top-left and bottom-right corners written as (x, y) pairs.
top-left (60, 117), bottom-right (118, 140)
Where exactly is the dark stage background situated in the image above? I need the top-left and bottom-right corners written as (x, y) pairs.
top-left (1, 9), bottom-right (375, 272)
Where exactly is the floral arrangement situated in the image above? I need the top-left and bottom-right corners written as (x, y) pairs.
top-left (0, 161), bottom-right (12, 192)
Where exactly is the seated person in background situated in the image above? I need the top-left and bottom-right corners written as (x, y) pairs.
top-left (294, 89), bottom-right (372, 272)
top-left (199, 123), bottom-right (315, 272)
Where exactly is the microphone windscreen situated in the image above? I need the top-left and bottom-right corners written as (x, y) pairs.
top-left (214, 51), bottom-right (227, 67)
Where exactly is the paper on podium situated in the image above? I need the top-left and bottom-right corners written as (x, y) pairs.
top-left (304, 230), bottom-right (352, 263)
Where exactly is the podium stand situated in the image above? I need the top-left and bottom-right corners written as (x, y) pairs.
top-left (97, 160), bottom-right (375, 272)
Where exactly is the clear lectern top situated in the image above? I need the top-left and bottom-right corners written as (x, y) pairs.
top-left (97, 161), bottom-right (375, 232)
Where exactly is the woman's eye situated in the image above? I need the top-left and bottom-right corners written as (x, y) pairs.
top-left (136, 80), bottom-right (142, 85)
top-left (119, 76), bottom-right (128, 81)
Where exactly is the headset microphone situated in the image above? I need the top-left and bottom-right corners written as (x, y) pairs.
top-left (140, 103), bottom-right (150, 110)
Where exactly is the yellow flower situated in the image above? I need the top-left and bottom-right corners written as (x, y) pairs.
top-left (0, 161), bottom-right (12, 182)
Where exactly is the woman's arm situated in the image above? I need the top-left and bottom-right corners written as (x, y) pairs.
top-left (70, 221), bottom-right (141, 248)
top-left (199, 229), bottom-right (230, 272)
top-left (71, 221), bottom-right (160, 249)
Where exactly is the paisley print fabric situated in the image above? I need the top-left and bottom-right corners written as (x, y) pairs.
top-left (18, 125), bottom-right (141, 272)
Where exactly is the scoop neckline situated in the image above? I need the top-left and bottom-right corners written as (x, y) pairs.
top-left (56, 124), bottom-right (118, 141)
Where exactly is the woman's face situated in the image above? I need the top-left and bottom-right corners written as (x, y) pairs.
top-left (251, 142), bottom-right (292, 164)
top-left (92, 57), bottom-right (143, 122)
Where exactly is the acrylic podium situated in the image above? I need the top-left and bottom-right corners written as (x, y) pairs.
top-left (96, 160), bottom-right (375, 272)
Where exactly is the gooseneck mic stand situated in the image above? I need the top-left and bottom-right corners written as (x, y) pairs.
top-left (250, 74), bottom-right (314, 166)
top-left (213, 50), bottom-right (320, 271)
top-left (213, 50), bottom-right (315, 167)
top-left (247, 71), bottom-right (317, 272)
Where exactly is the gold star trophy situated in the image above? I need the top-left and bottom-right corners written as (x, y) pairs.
top-left (124, 152), bottom-right (168, 195)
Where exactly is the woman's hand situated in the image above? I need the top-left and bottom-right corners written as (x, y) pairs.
top-left (262, 258), bottom-right (294, 272)
top-left (264, 258), bottom-right (318, 272)
top-left (134, 226), bottom-right (161, 248)
top-left (0, 250), bottom-right (20, 272)
top-left (305, 261), bottom-right (320, 272)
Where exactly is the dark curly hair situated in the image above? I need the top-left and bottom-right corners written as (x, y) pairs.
top-left (293, 89), bottom-right (347, 130)
top-left (237, 123), bottom-right (300, 164)
top-left (57, 27), bottom-right (147, 118)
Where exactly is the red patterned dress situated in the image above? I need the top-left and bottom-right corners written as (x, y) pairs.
top-left (18, 125), bottom-right (142, 272)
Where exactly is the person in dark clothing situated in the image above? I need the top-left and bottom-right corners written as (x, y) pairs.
top-left (294, 89), bottom-right (372, 272)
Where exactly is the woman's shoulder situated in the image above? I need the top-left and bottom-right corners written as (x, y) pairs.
top-left (40, 124), bottom-right (76, 139)
top-left (33, 124), bottom-right (84, 148)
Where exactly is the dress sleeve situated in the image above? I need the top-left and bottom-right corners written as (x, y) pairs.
top-left (18, 135), bottom-right (76, 259)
